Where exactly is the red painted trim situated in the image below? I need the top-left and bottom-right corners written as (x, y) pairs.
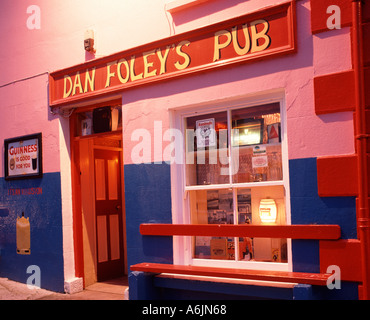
top-left (310, 0), bottom-right (352, 34)
top-left (354, 109), bottom-right (370, 152)
top-left (48, 73), bottom-right (55, 109)
top-left (352, 0), bottom-right (370, 300)
top-left (314, 70), bottom-right (355, 115)
top-left (139, 223), bottom-right (341, 240)
top-left (363, 23), bottom-right (370, 67)
top-left (317, 155), bottom-right (358, 197)
top-left (49, 1), bottom-right (296, 108)
top-left (69, 99), bottom-right (122, 285)
top-left (166, 0), bottom-right (209, 13)
top-left (320, 239), bottom-right (362, 282)
top-left (70, 113), bottom-right (85, 281)
top-left (363, 1), bottom-right (370, 23)
top-left (365, 67), bottom-right (370, 107)
top-left (130, 262), bottom-right (333, 286)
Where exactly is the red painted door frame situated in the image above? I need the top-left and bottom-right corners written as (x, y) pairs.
top-left (69, 99), bottom-right (122, 286)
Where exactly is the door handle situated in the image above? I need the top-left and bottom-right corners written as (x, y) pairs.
top-left (116, 205), bottom-right (121, 210)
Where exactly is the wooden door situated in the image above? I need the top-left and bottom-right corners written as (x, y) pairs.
top-left (94, 149), bottom-right (124, 281)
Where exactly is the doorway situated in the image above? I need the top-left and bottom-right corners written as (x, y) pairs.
top-left (94, 148), bottom-right (124, 281)
top-left (70, 102), bottom-right (127, 287)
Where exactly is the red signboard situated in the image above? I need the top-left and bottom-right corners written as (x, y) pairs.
top-left (49, 1), bottom-right (296, 108)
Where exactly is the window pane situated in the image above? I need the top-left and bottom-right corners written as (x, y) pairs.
top-left (185, 112), bottom-right (229, 186)
top-left (190, 189), bottom-right (235, 260)
top-left (237, 186), bottom-right (287, 263)
top-left (231, 103), bottom-right (283, 183)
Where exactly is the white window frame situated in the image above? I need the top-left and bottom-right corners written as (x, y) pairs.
top-left (170, 89), bottom-right (292, 272)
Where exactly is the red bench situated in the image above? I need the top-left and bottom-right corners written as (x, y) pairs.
top-left (130, 223), bottom-right (342, 286)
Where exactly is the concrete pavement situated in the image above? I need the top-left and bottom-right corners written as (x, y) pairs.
top-left (0, 277), bottom-right (129, 300)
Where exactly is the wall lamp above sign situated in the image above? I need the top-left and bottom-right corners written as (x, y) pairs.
top-left (84, 29), bottom-right (96, 53)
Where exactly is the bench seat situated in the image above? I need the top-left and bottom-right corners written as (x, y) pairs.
top-left (130, 262), bottom-right (332, 286)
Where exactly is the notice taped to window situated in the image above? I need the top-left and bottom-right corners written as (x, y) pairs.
top-left (196, 118), bottom-right (216, 148)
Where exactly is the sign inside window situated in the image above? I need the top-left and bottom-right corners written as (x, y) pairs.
top-left (196, 118), bottom-right (216, 148)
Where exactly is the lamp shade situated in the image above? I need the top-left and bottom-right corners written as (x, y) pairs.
top-left (259, 198), bottom-right (277, 223)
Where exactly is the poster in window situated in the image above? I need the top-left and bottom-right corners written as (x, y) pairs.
top-left (210, 238), bottom-right (228, 260)
top-left (4, 133), bottom-right (43, 180)
top-left (267, 123), bottom-right (281, 143)
top-left (194, 236), bottom-right (211, 258)
top-left (81, 118), bottom-right (92, 136)
top-left (196, 118), bottom-right (216, 148)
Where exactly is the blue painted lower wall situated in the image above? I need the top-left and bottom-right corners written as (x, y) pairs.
top-left (125, 158), bottom-right (359, 299)
top-left (124, 162), bottom-right (173, 269)
top-left (289, 158), bottom-right (357, 275)
top-left (0, 173), bottom-right (64, 292)
top-left (289, 158), bottom-right (358, 299)
top-left (1, 158), bottom-right (356, 298)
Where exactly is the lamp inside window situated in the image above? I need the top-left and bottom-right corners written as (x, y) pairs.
top-left (259, 198), bottom-right (277, 224)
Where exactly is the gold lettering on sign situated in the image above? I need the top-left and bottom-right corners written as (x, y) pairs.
top-left (174, 41), bottom-right (191, 70)
top-left (250, 19), bottom-right (271, 53)
top-left (105, 61), bottom-right (117, 88)
top-left (143, 49), bottom-right (157, 79)
top-left (117, 58), bottom-right (130, 84)
top-left (213, 19), bottom-right (271, 61)
top-left (63, 75), bottom-right (73, 98)
top-left (213, 30), bottom-right (232, 62)
top-left (232, 24), bottom-right (251, 56)
top-left (156, 46), bottom-right (171, 75)
top-left (57, 12), bottom-right (280, 103)
top-left (72, 72), bottom-right (83, 96)
top-left (84, 68), bottom-right (96, 93)
top-left (130, 55), bottom-right (144, 82)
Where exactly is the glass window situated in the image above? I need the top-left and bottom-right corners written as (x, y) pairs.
top-left (185, 111), bottom-right (228, 185)
top-left (74, 106), bottom-right (122, 137)
top-left (180, 101), bottom-right (289, 268)
top-left (231, 103), bottom-right (282, 183)
top-left (189, 186), bottom-right (287, 263)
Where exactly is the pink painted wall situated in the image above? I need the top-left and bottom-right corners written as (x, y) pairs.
top-left (122, 0), bottom-right (355, 165)
top-left (0, 0), bottom-right (170, 175)
top-left (0, 0), bottom-right (355, 167)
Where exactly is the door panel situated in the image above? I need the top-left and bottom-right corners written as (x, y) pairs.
top-left (107, 159), bottom-right (118, 200)
top-left (109, 214), bottom-right (120, 260)
top-left (94, 149), bottom-right (124, 281)
top-left (95, 159), bottom-right (106, 200)
top-left (97, 215), bottom-right (108, 263)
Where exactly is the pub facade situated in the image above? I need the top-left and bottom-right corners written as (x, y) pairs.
top-left (0, 0), bottom-right (369, 300)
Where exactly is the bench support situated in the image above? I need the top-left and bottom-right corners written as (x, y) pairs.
top-left (128, 270), bottom-right (320, 300)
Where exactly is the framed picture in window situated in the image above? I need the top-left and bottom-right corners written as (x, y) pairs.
top-left (232, 118), bottom-right (264, 146)
top-left (4, 133), bottom-right (43, 180)
top-left (267, 123), bottom-right (281, 143)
